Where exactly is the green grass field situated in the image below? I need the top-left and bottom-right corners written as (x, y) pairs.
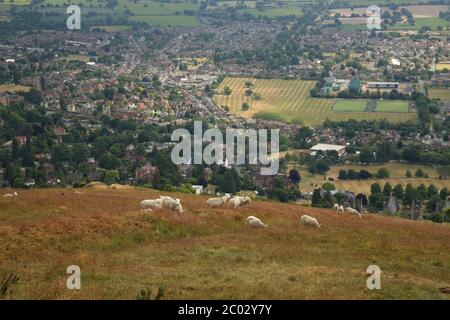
top-left (390, 18), bottom-right (450, 31)
top-left (15, 0), bottom-right (201, 27)
top-left (333, 100), bottom-right (367, 112)
top-left (214, 78), bottom-right (416, 125)
top-left (1, 187), bottom-right (450, 299)
top-left (375, 101), bottom-right (409, 113)
top-left (428, 88), bottom-right (450, 101)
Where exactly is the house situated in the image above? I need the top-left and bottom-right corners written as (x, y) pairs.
top-left (191, 185), bottom-right (204, 195)
top-left (309, 143), bottom-right (346, 157)
top-left (135, 164), bottom-right (158, 184)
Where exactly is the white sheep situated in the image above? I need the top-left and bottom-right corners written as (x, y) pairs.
top-left (228, 197), bottom-right (242, 209)
top-left (140, 198), bottom-right (162, 212)
top-left (206, 194), bottom-right (230, 208)
top-left (333, 203), bottom-right (339, 210)
top-left (337, 205), bottom-right (344, 213)
top-left (3, 192), bottom-right (18, 198)
top-left (246, 216), bottom-right (268, 228)
top-left (160, 196), bottom-right (184, 214)
top-left (345, 207), bottom-right (362, 218)
top-left (236, 196), bottom-right (251, 206)
top-left (300, 214), bottom-right (321, 228)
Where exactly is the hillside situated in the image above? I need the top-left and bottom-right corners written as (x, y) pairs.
top-left (1, 187), bottom-right (450, 299)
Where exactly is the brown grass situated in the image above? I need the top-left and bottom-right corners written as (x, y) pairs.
top-left (0, 187), bottom-right (450, 299)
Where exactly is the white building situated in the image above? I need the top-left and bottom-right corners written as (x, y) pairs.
top-left (309, 143), bottom-right (346, 157)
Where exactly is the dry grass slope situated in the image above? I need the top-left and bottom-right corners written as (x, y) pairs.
top-left (0, 187), bottom-right (449, 299)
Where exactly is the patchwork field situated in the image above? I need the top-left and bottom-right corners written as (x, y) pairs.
top-left (1, 187), bottom-right (450, 299)
top-left (16, 0), bottom-right (201, 27)
top-left (429, 88), bottom-right (450, 101)
top-left (214, 78), bottom-right (416, 125)
top-left (376, 101), bottom-right (409, 113)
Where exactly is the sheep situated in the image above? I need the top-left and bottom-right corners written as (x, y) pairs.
top-left (300, 215), bottom-right (320, 228)
top-left (3, 192), bottom-right (18, 198)
top-left (333, 203), bottom-right (339, 210)
top-left (237, 196), bottom-right (251, 206)
top-left (246, 216), bottom-right (268, 228)
top-left (160, 196), bottom-right (184, 214)
top-left (228, 197), bottom-right (242, 209)
top-left (337, 205), bottom-right (344, 213)
top-left (345, 207), bottom-right (362, 218)
top-left (140, 198), bottom-right (162, 212)
top-left (206, 194), bottom-right (230, 208)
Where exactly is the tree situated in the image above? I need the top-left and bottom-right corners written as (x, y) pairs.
top-left (322, 182), bottom-right (335, 191)
top-left (404, 184), bottom-right (417, 205)
top-left (11, 138), bottom-right (20, 160)
top-left (415, 168), bottom-right (425, 178)
top-left (105, 170), bottom-right (119, 184)
top-left (383, 183), bottom-right (392, 196)
top-left (241, 102), bottom-right (250, 111)
top-left (440, 187), bottom-right (449, 200)
top-left (359, 147), bottom-right (375, 164)
top-left (224, 86), bottom-right (232, 95)
top-left (338, 169), bottom-right (348, 180)
top-left (376, 167), bottom-right (390, 179)
top-left (288, 169), bottom-right (301, 184)
top-left (405, 170), bottom-right (412, 178)
top-left (393, 184), bottom-right (404, 199)
top-left (427, 185), bottom-right (438, 198)
top-left (371, 183), bottom-right (382, 194)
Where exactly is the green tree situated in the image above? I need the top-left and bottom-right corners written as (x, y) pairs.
top-left (371, 183), bottom-right (382, 194)
top-left (393, 184), bottom-right (404, 199)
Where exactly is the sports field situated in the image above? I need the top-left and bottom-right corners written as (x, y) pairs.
top-left (214, 78), bottom-right (417, 125)
top-left (333, 100), bottom-right (367, 112)
top-left (375, 101), bottom-right (409, 113)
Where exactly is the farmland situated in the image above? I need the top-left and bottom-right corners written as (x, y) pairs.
top-left (0, 84), bottom-right (31, 93)
top-left (14, 0), bottom-right (201, 27)
top-left (214, 77), bottom-right (417, 125)
top-left (428, 88), bottom-right (450, 101)
top-left (288, 162), bottom-right (450, 193)
top-left (375, 101), bottom-right (409, 113)
top-left (1, 187), bottom-right (450, 299)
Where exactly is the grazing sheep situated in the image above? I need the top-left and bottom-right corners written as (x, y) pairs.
top-left (160, 196), bottom-right (184, 214)
top-left (140, 199), bottom-right (163, 212)
top-left (246, 216), bottom-right (268, 228)
top-left (228, 197), bottom-right (242, 209)
top-left (333, 203), bottom-right (339, 210)
top-left (237, 196), bottom-right (251, 206)
top-left (3, 192), bottom-right (18, 198)
top-left (206, 194), bottom-right (230, 208)
top-left (345, 207), bottom-right (362, 218)
top-left (300, 215), bottom-right (320, 228)
top-left (337, 206), bottom-right (344, 213)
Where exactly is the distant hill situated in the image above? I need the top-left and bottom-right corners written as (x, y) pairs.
top-left (1, 186), bottom-right (449, 299)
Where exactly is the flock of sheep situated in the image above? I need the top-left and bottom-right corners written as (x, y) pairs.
top-left (139, 193), bottom-right (364, 229)
top-left (3, 190), bottom-right (362, 229)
